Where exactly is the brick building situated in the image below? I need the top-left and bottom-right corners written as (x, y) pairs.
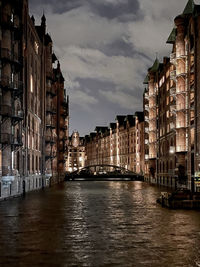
top-left (66, 131), bottom-right (85, 172)
top-left (143, 0), bottom-right (200, 190)
top-left (84, 112), bottom-right (144, 174)
top-left (0, 0), bottom-right (69, 199)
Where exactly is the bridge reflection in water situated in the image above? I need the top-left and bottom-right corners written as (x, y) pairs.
top-left (65, 164), bottom-right (144, 181)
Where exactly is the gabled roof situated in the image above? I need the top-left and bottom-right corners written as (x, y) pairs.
top-left (166, 28), bottom-right (176, 44)
top-left (149, 58), bottom-right (160, 73)
top-left (125, 115), bottom-right (135, 127)
top-left (135, 111), bottom-right (144, 123)
top-left (110, 123), bottom-right (116, 130)
top-left (183, 0), bottom-right (195, 15)
top-left (143, 74), bottom-right (149, 84)
top-left (115, 115), bottom-right (126, 126)
top-left (95, 126), bottom-right (108, 133)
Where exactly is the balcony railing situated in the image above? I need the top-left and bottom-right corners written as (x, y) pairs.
top-left (176, 145), bottom-right (187, 152)
top-left (45, 135), bottom-right (56, 144)
top-left (0, 105), bottom-right (23, 121)
top-left (0, 133), bottom-right (22, 147)
top-left (0, 75), bottom-right (23, 92)
top-left (176, 122), bottom-right (186, 129)
top-left (170, 52), bottom-right (176, 64)
top-left (176, 85), bottom-right (186, 94)
top-left (170, 70), bottom-right (176, 80)
top-left (46, 105), bottom-right (56, 114)
top-left (46, 85), bottom-right (56, 97)
top-left (1, 13), bottom-right (20, 30)
top-left (1, 48), bottom-right (22, 65)
top-left (170, 86), bottom-right (176, 96)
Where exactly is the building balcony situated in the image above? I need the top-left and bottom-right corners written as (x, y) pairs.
top-left (149, 128), bottom-right (156, 133)
top-left (62, 100), bottom-right (68, 108)
top-left (46, 105), bottom-right (56, 114)
top-left (176, 70), bottom-right (187, 78)
top-left (46, 85), bottom-right (56, 97)
top-left (144, 105), bottom-right (149, 112)
top-left (145, 115), bottom-right (149, 122)
top-left (0, 75), bottom-right (23, 92)
top-left (170, 86), bottom-right (176, 96)
top-left (149, 154), bottom-right (156, 159)
top-left (1, 48), bottom-right (23, 66)
top-left (176, 145), bottom-right (187, 153)
top-left (170, 122), bottom-right (175, 130)
top-left (45, 135), bottom-right (56, 144)
top-left (0, 105), bottom-right (23, 123)
top-left (170, 70), bottom-right (176, 80)
top-left (176, 86), bottom-right (186, 94)
top-left (144, 92), bottom-right (149, 99)
top-left (190, 101), bottom-right (195, 110)
top-left (1, 12), bottom-right (21, 30)
top-left (46, 71), bottom-right (53, 80)
top-left (0, 133), bottom-right (22, 147)
top-left (176, 122), bottom-right (186, 129)
top-left (190, 83), bottom-right (194, 92)
top-left (170, 52), bottom-right (176, 64)
top-left (45, 151), bottom-right (57, 160)
top-left (46, 123), bottom-right (56, 129)
top-left (60, 125), bottom-right (67, 131)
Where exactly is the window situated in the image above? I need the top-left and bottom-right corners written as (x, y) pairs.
top-left (30, 74), bottom-right (33, 93)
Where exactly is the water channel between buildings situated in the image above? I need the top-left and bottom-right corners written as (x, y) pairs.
top-left (0, 181), bottom-right (200, 267)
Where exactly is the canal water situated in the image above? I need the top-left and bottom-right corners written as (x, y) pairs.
top-left (0, 181), bottom-right (200, 267)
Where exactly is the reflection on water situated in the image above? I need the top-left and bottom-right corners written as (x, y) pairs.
top-left (0, 181), bottom-right (200, 266)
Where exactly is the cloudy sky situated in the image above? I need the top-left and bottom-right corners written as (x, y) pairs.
top-left (29, 0), bottom-right (194, 136)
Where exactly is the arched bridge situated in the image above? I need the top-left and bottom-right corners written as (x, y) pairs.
top-left (65, 164), bottom-right (144, 181)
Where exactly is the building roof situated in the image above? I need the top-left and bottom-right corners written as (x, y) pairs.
top-left (183, 0), bottom-right (195, 15)
top-left (135, 111), bottom-right (144, 123)
top-left (149, 58), bottom-right (160, 73)
top-left (110, 123), bottom-right (116, 130)
top-left (45, 33), bottom-right (52, 45)
top-left (166, 28), bottom-right (176, 44)
top-left (95, 126), bottom-right (108, 133)
top-left (115, 115), bottom-right (126, 126)
top-left (127, 115), bottom-right (135, 127)
top-left (143, 74), bottom-right (149, 84)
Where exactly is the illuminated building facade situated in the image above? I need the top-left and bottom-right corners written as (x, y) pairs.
top-left (85, 113), bottom-right (144, 174)
top-left (0, 0), bottom-right (69, 199)
top-left (66, 131), bottom-right (85, 172)
top-left (143, 0), bottom-right (200, 190)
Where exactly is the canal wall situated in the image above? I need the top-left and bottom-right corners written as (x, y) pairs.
top-left (144, 176), bottom-right (177, 189)
top-left (0, 174), bottom-right (65, 201)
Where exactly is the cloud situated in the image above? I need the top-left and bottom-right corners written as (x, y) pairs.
top-left (100, 90), bottom-right (142, 110)
top-left (67, 80), bottom-right (98, 111)
top-left (29, 0), bottom-right (191, 135)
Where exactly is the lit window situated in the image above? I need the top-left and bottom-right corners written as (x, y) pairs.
top-left (34, 41), bottom-right (39, 54)
top-left (30, 74), bottom-right (33, 93)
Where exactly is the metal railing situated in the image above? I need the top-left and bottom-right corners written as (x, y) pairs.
top-left (170, 70), bottom-right (176, 80)
top-left (170, 52), bottom-right (176, 64)
top-left (1, 48), bottom-right (22, 64)
top-left (0, 75), bottom-right (23, 91)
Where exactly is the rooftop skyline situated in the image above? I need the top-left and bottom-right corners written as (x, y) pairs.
top-left (29, 0), bottom-right (194, 136)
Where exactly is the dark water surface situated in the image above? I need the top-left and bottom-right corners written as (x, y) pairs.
top-left (0, 181), bottom-right (200, 267)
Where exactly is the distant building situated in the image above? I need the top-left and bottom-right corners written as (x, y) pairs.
top-left (84, 112), bottom-right (144, 174)
top-left (66, 131), bottom-right (85, 172)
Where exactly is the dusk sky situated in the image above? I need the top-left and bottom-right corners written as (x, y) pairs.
top-left (29, 0), bottom-right (193, 136)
